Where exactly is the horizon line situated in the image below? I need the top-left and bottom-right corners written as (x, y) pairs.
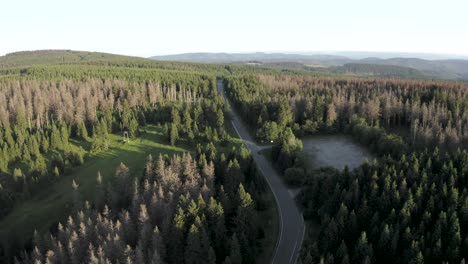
top-left (2, 49), bottom-right (468, 60)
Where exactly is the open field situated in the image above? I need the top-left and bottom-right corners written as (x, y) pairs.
top-left (303, 134), bottom-right (373, 170)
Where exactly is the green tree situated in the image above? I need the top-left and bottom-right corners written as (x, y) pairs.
top-left (13, 168), bottom-right (23, 180)
top-left (229, 234), bottom-right (242, 264)
top-left (77, 121), bottom-right (89, 140)
top-left (353, 232), bottom-right (374, 264)
top-left (129, 117), bottom-right (139, 138)
top-left (277, 97), bottom-right (293, 127)
top-left (170, 123), bottom-right (179, 146)
top-left (258, 121), bottom-right (280, 142)
top-left (53, 166), bottom-right (60, 178)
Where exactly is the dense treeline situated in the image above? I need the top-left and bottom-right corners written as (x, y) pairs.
top-left (298, 149), bottom-right (468, 263)
top-left (309, 63), bottom-right (425, 79)
top-left (0, 64), bottom-right (218, 82)
top-left (0, 74), bottom-right (224, 219)
top-left (224, 74), bottom-right (468, 263)
top-left (0, 54), bottom-right (283, 263)
top-left (0, 50), bottom-right (230, 77)
top-left (224, 75), bottom-right (468, 152)
top-left (18, 144), bottom-right (269, 263)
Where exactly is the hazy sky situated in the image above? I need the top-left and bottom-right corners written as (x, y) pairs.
top-left (1, 0), bottom-right (467, 57)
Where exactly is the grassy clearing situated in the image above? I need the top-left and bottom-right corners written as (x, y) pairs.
top-left (0, 125), bottom-right (189, 252)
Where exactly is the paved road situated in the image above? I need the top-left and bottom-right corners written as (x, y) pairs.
top-left (218, 79), bottom-right (305, 264)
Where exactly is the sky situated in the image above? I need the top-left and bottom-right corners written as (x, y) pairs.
top-left (1, 0), bottom-right (468, 57)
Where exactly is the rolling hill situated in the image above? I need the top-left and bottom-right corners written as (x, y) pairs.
top-left (151, 52), bottom-right (350, 65)
top-left (151, 52), bottom-right (468, 80)
top-left (0, 50), bottom-right (141, 68)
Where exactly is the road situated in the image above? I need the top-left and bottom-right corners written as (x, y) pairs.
top-left (218, 79), bottom-right (305, 264)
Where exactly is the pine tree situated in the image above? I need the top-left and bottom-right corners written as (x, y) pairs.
top-left (169, 123), bottom-right (179, 146)
top-left (185, 224), bottom-right (203, 264)
top-left (72, 179), bottom-right (82, 211)
top-left (77, 121), bottom-right (89, 141)
top-left (208, 247), bottom-right (216, 264)
top-left (53, 166), bottom-right (60, 178)
top-left (95, 171), bottom-right (105, 211)
top-left (353, 232), bottom-right (374, 264)
top-left (229, 234), bottom-right (242, 264)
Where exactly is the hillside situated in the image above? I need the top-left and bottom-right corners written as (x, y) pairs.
top-left (0, 50), bottom-right (286, 78)
top-left (357, 57), bottom-right (468, 79)
top-left (0, 50), bottom-right (142, 68)
top-left (151, 52), bottom-right (468, 80)
top-left (151, 52), bottom-right (350, 65)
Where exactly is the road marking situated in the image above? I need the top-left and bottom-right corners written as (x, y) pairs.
top-left (290, 210), bottom-right (306, 264)
top-left (231, 120), bottom-right (284, 264)
top-left (231, 120), bottom-right (242, 140)
top-left (257, 167), bottom-right (284, 264)
top-left (289, 240), bottom-right (298, 264)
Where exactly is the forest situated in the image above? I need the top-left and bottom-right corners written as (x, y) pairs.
top-left (1, 49), bottom-right (468, 264)
top-left (0, 73), bottom-right (219, 219)
top-left (0, 56), bottom-right (279, 263)
top-left (17, 148), bottom-right (267, 264)
top-left (224, 74), bottom-right (468, 263)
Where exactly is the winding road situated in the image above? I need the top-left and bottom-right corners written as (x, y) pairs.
top-left (218, 79), bottom-right (305, 264)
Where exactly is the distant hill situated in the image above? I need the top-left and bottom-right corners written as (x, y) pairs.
top-left (356, 57), bottom-right (468, 80)
top-left (331, 51), bottom-right (468, 60)
top-left (151, 52), bottom-right (468, 80)
top-left (0, 50), bottom-right (142, 68)
top-left (3, 50), bottom-right (468, 80)
top-left (151, 52), bottom-right (350, 65)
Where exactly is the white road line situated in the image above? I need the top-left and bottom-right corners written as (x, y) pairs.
top-left (258, 166), bottom-right (284, 264)
top-left (299, 215), bottom-right (306, 262)
top-left (289, 240), bottom-right (298, 264)
top-left (231, 120), bottom-right (284, 264)
top-left (231, 120), bottom-right (242, 140)
top-left (291, 213), bottom-right (306, 264)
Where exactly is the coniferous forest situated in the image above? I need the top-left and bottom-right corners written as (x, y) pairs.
top-left (2, 0), bottom-right (468, 262)
top-left (0, 50), bottom-right (467, 264)
top-left (224, 74), bottom-right (468, 263)
top-left (0, 56), bottom-right (276, 263)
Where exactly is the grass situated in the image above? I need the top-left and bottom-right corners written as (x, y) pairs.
top-left (0, 125), bottom-right (189, 256)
